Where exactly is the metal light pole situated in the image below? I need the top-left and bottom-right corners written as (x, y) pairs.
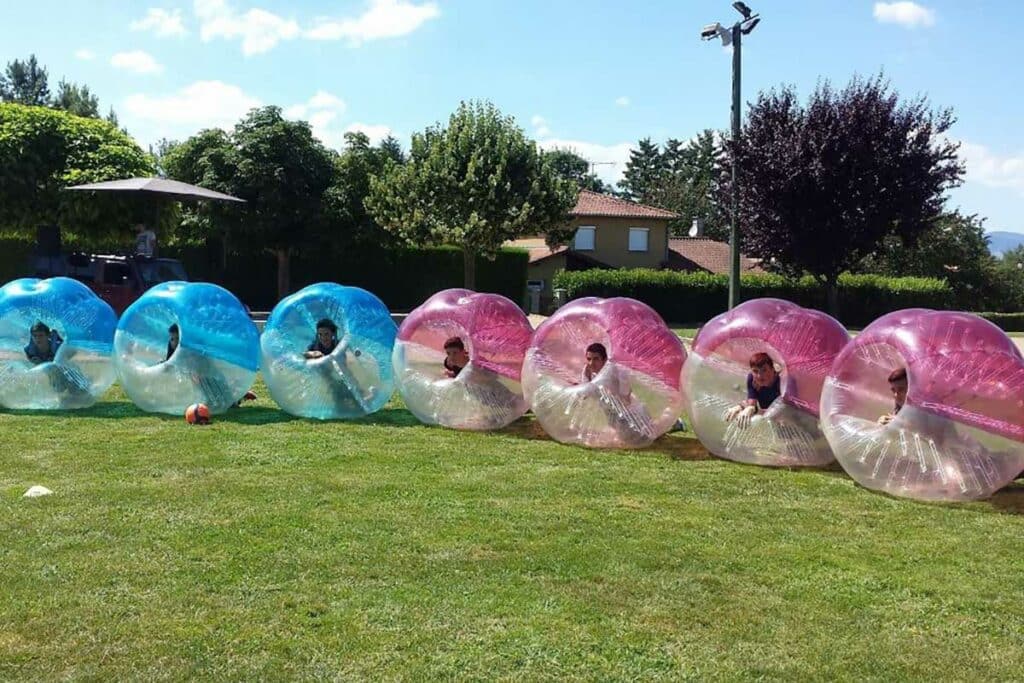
top-left (702, 3), bottom-right (760, 309)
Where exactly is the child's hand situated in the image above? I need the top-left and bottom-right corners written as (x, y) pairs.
top-left (736, 405), bottom-right (756, 429)
top-left (878, 413), bottom-right (894, 426)
top-left (723, 404), bottom-right (744, 422)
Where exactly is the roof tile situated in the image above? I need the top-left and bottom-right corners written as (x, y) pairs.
top-left (571, 190), bottom-right (679, 219)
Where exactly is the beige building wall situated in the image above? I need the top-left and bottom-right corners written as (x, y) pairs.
top-left (526, 253), bottom-right (566, 310)
top-left (567, 217), bottom-right (670, 269)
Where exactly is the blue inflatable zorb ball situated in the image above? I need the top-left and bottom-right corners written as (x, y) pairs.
top-left (114, 282), bottom-right (259, 415)
top-left (0, 277), bottom-right (117, 410)
top-left (260, 283), bottom-right (396, 419)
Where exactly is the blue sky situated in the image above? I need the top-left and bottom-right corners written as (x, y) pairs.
top-left (3, 0), bottom-right (1023, 233)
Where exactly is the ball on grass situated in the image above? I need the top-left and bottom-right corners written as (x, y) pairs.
top-left (185, 402), bottom-right (211, 425)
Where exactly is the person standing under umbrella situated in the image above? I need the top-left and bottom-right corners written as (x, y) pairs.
top-left (134, 223), bottom-right (157, 258)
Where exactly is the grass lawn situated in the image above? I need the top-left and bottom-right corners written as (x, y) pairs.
top-left (2, 381), bottom-right (1023, 680)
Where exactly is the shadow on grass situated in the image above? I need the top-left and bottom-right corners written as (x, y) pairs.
top-left (496, 416), bottom-right (715, 461)
top-left (1, 401), bottom-right (144, 420)
top-left (348, 407), bottom-right (423, 428)
top-left (215, 405), bottom-right (300, 425)
top-left (990, 481), bottom-right (1024, 516)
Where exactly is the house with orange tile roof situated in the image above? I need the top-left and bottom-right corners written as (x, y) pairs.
top-left (507, 190), bottom-right (763, 310)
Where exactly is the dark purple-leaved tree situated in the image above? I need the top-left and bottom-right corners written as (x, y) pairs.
top-left (722, 74), bottom-right (964, 314)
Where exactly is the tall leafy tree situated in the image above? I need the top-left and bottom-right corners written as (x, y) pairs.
top-left (543, 147), bottom-right (608, 193)
top-left (995, 245), bottom-right (1024, 311)
top-left (0, 55), bottom-right (50, 105)
top-left (618, 137), bottom-right (665, 203)
top-left (322, 131), bottom-right (404, 249)
top-left (653, 130), bottom-right (725, 238)
top-left (722, 74), bottom-right (964, 313)
top-left (863, 211), bottom-right (999, 308)
top-left (367, 101), bottom-right (577, 288)
top-left (0, 103), bottom-right (153, 237)
top-left (163, 107), bottom-right (337, 298)
top-left (53, 79), bottom-right (100, 118)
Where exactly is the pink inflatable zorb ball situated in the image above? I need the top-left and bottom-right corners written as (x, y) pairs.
top-left (684, 298), bottom-right (850, 466)
top-left (821, 310), bottom-right (1024, 501)
top-left (392, 289), bottom-right (532, 430)
top-left (522, 297), bottom-right (685, 449)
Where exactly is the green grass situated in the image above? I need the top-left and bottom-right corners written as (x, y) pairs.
top-left (2, 381), bottom-right (1023, 680)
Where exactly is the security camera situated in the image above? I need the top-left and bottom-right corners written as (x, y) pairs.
top-left (741, 17), bottom-right (761, 34)
top-left (701, 22), bottom-right (722, 39)
top-left (701, 22), bottom-right (732, 46)
top-left (733, 2), bottom-right (753, 19)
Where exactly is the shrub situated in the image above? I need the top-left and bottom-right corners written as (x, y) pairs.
top-left (0, 236), bottom-right (528, 311)
top-left (975, 312), bottom-right (1024, 333)
top-left (552, 269), bottom-right (953, 327)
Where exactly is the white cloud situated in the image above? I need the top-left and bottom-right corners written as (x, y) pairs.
top-left (615, 96), bottom-right (630, 107)
top-left (131, 8), bottom-right (188, 37)
top-left (195, 0), bottom-right (300, 56)
top-left (284, 90), bottom-right (348, 147)
top-left (123, 80), bottom-right (261, 131)
top-left (74, 49), bottom-right (95, 61)
top-left (306, 0), bottom-right (440, 44)
top-left (345, 122), bottom-right (393, 145)
top-left (537, 137), bottom-right (633, 187)
top-left (110, 50), bottom-right (164, 74)
top-left (873, 2), bottom-right (935, 28)
top-left (530, 115), bottom-right (551, 138)
top-left (958, 140), bottom-right (1024, 195)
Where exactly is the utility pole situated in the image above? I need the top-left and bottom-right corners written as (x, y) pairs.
top-left (702, 2), bottom-right (761, 309)
top-left (729, 22), bottom-right (742, 309)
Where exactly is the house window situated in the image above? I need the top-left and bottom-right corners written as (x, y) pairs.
top-left (574, 226), bottom-right (596, 251)
top-left (628, 227), bottom-right (649, 252)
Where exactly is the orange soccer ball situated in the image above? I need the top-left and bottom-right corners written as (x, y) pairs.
top-left (184, 403), bottom-right (211, 425)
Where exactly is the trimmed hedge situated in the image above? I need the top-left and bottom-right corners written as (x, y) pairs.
top-left (0, 236), bottom-right (528, 311)
top-left (553, 268), bottom-right (954, 327)
top-left (976, 312), bottom-right (1024, 333)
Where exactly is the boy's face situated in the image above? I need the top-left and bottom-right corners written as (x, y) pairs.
top-left (445, 346), bottom-right (469, 368)
top-left (32, 330), bottom-right (49, 350)
top-left (751, 362), bottom-right (776, 387)
top-left (317, 327), bottom-right (335, 346)
top-left (585, 351), bottom-right (606, 375)
top-left (169, 330), bottom-right (179, 350)
top-left (890, 379), bottom-right (908, 410)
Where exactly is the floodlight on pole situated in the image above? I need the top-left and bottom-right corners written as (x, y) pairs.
top-left (732, 2), bottom-right (753, 19)
top-left (701, 2), bottom-right (761, 310)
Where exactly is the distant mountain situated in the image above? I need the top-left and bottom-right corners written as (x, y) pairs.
top-left (987, 231), bottom-right (1024, 257)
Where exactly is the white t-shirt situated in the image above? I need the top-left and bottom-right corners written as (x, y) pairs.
top-left (582, 362), bottom-right (632, 402)
top-left (135, 229), bottom-right (156, 257)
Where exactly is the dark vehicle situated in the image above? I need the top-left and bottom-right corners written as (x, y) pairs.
top-left (32, 251), bottom-right (188, 314)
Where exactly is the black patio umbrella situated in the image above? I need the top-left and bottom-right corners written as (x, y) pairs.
top-left (65, 177), bottom-right (245, 203)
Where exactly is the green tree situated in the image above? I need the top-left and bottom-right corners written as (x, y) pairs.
top-left (723, 74), bottom-right (964, 314)
top-left (0, 55), bottom-right (50, 105)
top-left (163, 107), bottom-right (336, 298)
top-left (320, 131), bottom-right (404, 251)
top-left (367, 101), bottom-right (577, 288)
top-left (543, 147), bottom-right (607, 193)
top-left (652, 130), bottom-right (725, 239)
top-left (378, 135), bottom-right (405, 164)
top-left (0, 103), bottom-right (154, 237)
top-left (53, 79), bottom-right (100, 118)
top-left (618, 137), bottom-right (665, 203)
top-left (994, 245), bottom-right (1024, 312)
top-left (862, 211), bottom-right (999, 308)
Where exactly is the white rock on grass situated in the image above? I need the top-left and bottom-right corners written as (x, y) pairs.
top-left (23, 486), bottom-right (53, 498)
